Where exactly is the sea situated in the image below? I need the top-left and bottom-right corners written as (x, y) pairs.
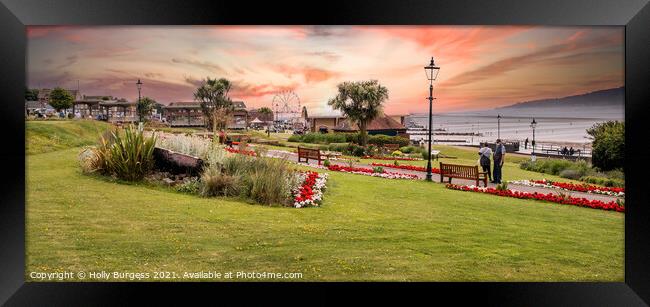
top-left (406, 113), bottom-right (623, 147)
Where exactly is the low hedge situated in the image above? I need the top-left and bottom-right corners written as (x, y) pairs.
top-left (289, 132), bottom-right (409, 147)
top-left (579, 176), bottom-right (624, 187)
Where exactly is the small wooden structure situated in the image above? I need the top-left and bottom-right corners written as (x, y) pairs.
top-left (439, 162), bottom-right (488, 187)
top-left (297, 147), bottom-right (323, 165)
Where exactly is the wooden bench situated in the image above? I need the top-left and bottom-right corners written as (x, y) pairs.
top-left (297, 147), bottom-right (323, 165)
top-left (439, 162), bottom-right (488, 187)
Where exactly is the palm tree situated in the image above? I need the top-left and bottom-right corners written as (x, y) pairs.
top-left (257, 107), bottom-right (273, 122)
top-left (327, 80), bottom-right (389, 146)
top-left (193, 77), bottom-right (233, 131)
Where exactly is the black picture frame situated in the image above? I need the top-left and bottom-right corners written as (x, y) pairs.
top-left (1, 0), bottom-right (649, 305)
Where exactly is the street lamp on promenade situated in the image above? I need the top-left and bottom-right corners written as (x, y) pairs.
top-left (530, 118), bottom-right (537, 154)
top-left (497, 114), bottom-right (501, 140)
top-left (424, 57), bottom-right (440, 181)
top-left (136, 79), bottom-right (143, 123)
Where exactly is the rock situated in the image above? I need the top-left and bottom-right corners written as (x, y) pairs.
top-left (162, 178), bottom-right (175, 186)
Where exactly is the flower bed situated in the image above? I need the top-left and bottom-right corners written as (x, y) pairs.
top-left (326, 164), bottom-right (419, 179)
top-left (445, 183), bottom-right (624, 212)
top-left (363, 155), bottom-right (422, 161)
top-left (370, 162), bottom-right (440, 173)
top-left (508, 179), bottom-right (625, 197)
top-left (293, 171), bottom-right (328, 208)
top-left (225, 147), bottom-right (256, 156)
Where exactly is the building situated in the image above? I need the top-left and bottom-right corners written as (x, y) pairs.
top-left (162, 100), bottom-right (248, 128)
top-left (162, 102), bottom-right (205, 127)
top-left (230, 101), bottom-right (248, 130)
top-left (332, 112), bottom-right (408, 137)
top-left (71, 96), bottom-right (137, 122)
top-left (25, 100), bottom-right (55, 116)
top-left (248, 108), bottom-right (274, 122)
top-left (388, 114), bottom-right (408, 126)
top-left (37, 88), bottom-right (80, 104)
top-left (307, 115), bottom-right (346, 133)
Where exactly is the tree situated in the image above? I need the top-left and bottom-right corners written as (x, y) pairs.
top-left (193, 78), bottom-right (234, 131)
top-left (327, 80), bottom-right (389, 146)
top-left (25, 88), bottom-right (39, 101)
top-left (137, 97), bottom-right (155, 122)
top-left (257, 107), bottom-right (273, 122)
top-left (587, 121), bottom-right (624, 171)
top-left (49, 87), bottom-right (74, 112)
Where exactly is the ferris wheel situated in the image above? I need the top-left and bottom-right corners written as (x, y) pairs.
top-left (271, 90), bottom-right (301, 122)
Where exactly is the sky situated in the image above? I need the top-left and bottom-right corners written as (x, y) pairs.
top-left (26, 26), bottom-right (624, 115)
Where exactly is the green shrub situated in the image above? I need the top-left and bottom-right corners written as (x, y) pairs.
top-left (352, 146), bottom-right (366, 157)
top-left (391, 150), bottom-right (403, 156)
top-left (579, 176), bottom-right (624, 187)
top-left (328, 143), bottom-right (348, 152)
top-left (288, 132), bottom-right (350, 144)
top-left (105, 125), bottom-right (157, 181)
top-left (80, 126), bottom-right (156, 181)
top-left (605, 169), bottom-right (625, 181)
top-left (199, 166), bottom-right (241, 197)
top-left (496, 182), bottom-right (509, 191)
top-left (216, 155), bottom-right (296, 205)
top-left (519, 159), bottom-right (586, 176)
top-left (288, 132), bottom-right (408, 147)
top-left (177, 178), bottom-right (200, 194)
top-left (323, 159), bottom-right (331, 167)
top-left (241, 158), bottom-right (294, 205)
top-left (367, 134), bottom-right (410, 147)
top-left (372, 166), bottom-right (384, 173)
top-left (399, 146), bottom-right (422, 154)
top-left (588, 121), bottom-right (624, 171)
top-left (559, 169), bottom-right (582, 180)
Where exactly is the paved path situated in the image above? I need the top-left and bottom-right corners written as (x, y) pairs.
top-left (263, 148), bottom-right (621, 202)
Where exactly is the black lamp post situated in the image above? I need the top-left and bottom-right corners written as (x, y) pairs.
top-left (424, 57), bottom-right (440, 181)
top-left (497, 114), bottom-right (501, 140)
top-left (136, 79), bottom-right (143, 122)
top-left (530, 118), bottom-right (537, 154)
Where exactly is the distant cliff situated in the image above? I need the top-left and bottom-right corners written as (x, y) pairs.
top-left (496, 87), bottom-right (624, 110)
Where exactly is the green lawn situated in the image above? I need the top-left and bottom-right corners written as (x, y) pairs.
top-left (26, 120), bottom-right (112, 155)
top-left (26, 124), bottom-right (624, 281)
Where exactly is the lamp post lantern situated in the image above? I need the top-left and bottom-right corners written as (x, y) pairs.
top-left (136, 79), bottom-right (143, 122)
top-left (497, 114), bottom-right (501, 140)
top-left (424, 57), bottom-right (440, 181)
top-left (530, 118), bottom-right (537, 154)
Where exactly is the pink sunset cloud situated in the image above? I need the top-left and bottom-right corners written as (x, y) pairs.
top-left (26, 26), bottom-right (623, 114)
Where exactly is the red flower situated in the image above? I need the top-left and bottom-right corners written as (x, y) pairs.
top-left (445, 183), bottom-right (624, 213)
top-left (370, 162), bottom-right (440, 173)
top-left (225, 147), bottom-right (256, 156)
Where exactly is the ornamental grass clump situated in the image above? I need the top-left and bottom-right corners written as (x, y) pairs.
top-left (157, 133), bottom-right (210, 158)
top-left (79, 125), bottom-right (156, 181)
top-left (105, 125), bottom-right (157, 181)
top-left (200, 154), bottom-right (298, 205)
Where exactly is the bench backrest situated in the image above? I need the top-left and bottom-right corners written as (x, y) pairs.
top-left (440, 162), bottom-right (478, 178)
top-left (298, 147), bottom-right (321, 159)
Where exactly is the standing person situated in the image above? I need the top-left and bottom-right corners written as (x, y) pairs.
top-left (492, 139), bottom-right (506, 184)
top-left (525, 137), bottom-right (529, 149)
top-left (569, 147), bottom-right (575, 156)
top-left (478, 143), bottom-right (493, 182)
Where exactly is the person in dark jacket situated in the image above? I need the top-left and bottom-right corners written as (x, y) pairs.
top-left (478, 143), bottom-right (493, 182)
top-left (492, 139), bottom-right (506, 184)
